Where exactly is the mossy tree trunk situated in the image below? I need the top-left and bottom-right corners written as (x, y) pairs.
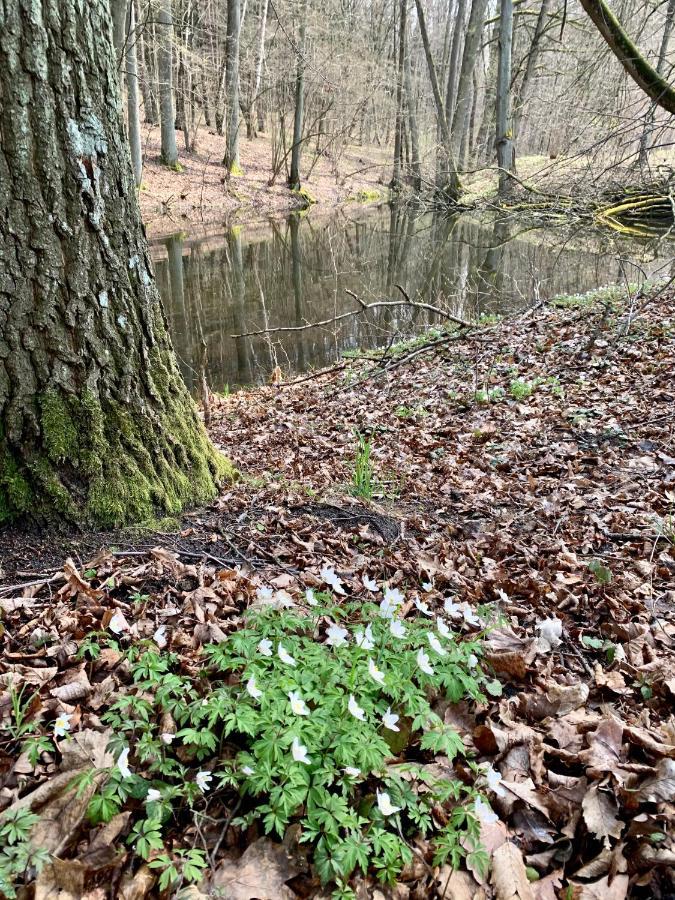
top-left (0, 0), bottom-right (231, 527)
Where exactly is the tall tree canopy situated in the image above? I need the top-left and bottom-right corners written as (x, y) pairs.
top-left (0, 0), bottom-right (230, 527)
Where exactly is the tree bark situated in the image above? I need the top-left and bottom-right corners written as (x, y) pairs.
top-left (450, 0), bottom-right (489, 165)
top-left (138, 0), bottom-right (160, 125)
top-left (639, 0), bottom-right (675, 165)
top-left (512, 0), bottom-right (552, 141)
top-left (288, 0), bottom-right (308, 190)
top-left (495, 0), bottom-right (515, 193)
top-left (158, 0), bottom-right (179, 166)
top-left (578, 0), bottom-right (675, 114)
top-left (444, 0), bottom-right (467, 130)
top-left (126, 1), bottom-right (144, 185)
top-left (390, 0), bottom-right (407, 191)
top-left (223, 0), bottom-right (242, 172)
top-left (403, 38), bottom-right (422, 191)
top-left (0, 0), bottom-right (229, 526)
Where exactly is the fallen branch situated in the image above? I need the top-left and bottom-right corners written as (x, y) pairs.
top-left (230, 284), bottom-right (472, 338)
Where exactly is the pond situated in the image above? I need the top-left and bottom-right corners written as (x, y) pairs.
top-left (150, 205), bottom-right (673, 394)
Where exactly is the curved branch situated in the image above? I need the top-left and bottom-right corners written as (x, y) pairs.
top-left (577, 0), bottom-right (675, 113)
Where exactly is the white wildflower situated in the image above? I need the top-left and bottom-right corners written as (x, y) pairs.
top-left (468, 653), bottom-right (478, 669)
top-left (383, 587), bottom-right (404, 607)
top-left (320, 565), bottom-right (346, 595)
top-left (379, 597), bottom-right (396, 619)
top-left (427, 632), bottom-right (447, 656)
top-left (363, 576), bottom-right (379, 592)
top-left (485, 765), bottom-right (506, 798)
top-left (109, 611), bottom-right (128, 634)
top-left (444, 597), bottom-right (462, 618)
top-left (53, 713), bottom-right (72, 738)
top-left (288, 690), bottom-right (310, 716)
top-left (382, 708), bottom-right (400, 732)
top-left (153, 624), bottom-right (167, 648)
top-left (291, 737), bottom-right (311, 764)
top-left (536, 617), bottom-right (563, 652)
top-left (461, 603), bottom-right (481, 627)
top-left (422, 581), bottom-right (433, 592)
top-left (116, 747), bottom-right (132, 779)
top-left (415, 598), bottom-right (432, 616)
top-left (376, 790), bottom-right (401, 816)
top-left (495, 587), bottom-right (509, 604)
top-left (344, 766), bottom-right (361, 777)
top-left (355, 623), bottom-right (374, 650)
top-left (146, 788), bottom-right (162, 803)
top-left (241, 765), bottom-right (254, 776)
top-left (195, 770), bottom-right (212, 792)
top-left (348, 694), bottom-right (366, 721)
top-left (474, 796), bottom-right (498, 824)
top-left (436, 617), bottom-right (451, 639)
top-left (160, 732), bottom-right (175, 745)
top-left (246, 675), bottom-right (263, 700)
top-left (368, 658), bottom-right (385, 686)
top-left (256, 586), bottom-right (274, 604)
top-left (278, 644), bottom-right (297, 666)
top-left (326, 624), bottom-right (349, 647)
top-left (305, 589), bottom-right (318, 607)
top-left (416, 648), bottom-right (434, 676)
top-left (389, 619), bottom-right (406, 638)
top-left (257, 638), bottom-right (273, 657)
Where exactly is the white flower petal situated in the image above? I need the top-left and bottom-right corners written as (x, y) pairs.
top-left (363, 576), bottom-right (379, 592)
top-left (348, 694), bottom-right (366, 721)
top-left (291, 737), bottom-right (311, 764)
top-left (288, 690), bottom-right (310, 716)
top-left (468, 653), bottom-right (478, 668)
top-left (389, 619), bottom-right (406, 638)
top-left (368, 658), bottom-right (385, 686)
top-left (444, 597), bottom-right (462, 618)
top-left (382, 707), bottom-right (400, 732)
top-left (326, 624), bottom-right (349, 647)
top-left (414, 598), bottom-right (432, 616)
top-left (53, 714), bottom-right (72, 738)
top-left (246, 676), bottom-right (263, 700)
top-left (344, 766), bottom-right (361, 777)
top-left (427, 632), bottom-right (447, 656)
top-left (116, 747), bottom-right (132, 779)
top-left (485, 765), bottom-right (507, 798)
top-left (153, 624), bottom-right (167, 648)
top-left (160, 732), bottom-right (175, 745)
top-left (355, 623), bottom-right (374, 650)
top-left (146, 788), bottom-right (162, 803)
top-left (241, 765), bottom-right (254, 776)
top-left (436, 617), bottom-right (451, 639)
top-left (376, 790), bottom-right (401, 816)
top-left (416, 648), bottom-right (434, 676)
top-left (320, 565), bottom-right (346, 595)
top-left (422, 581), bottom-right (433, 592)
top-left (109, 611), bottom-right (128, 634)
top-left (196, 770), bottom-right (212, 792)
top-left (278, 644), bottom-right (297, 666)
top-left (383, 587), bottom-right (404, 607)
top-left (256, 586), bottom-right (274, 603)
top-left (305, 589), bottom-right (318, 607)
top-left (257, 638), bottom-right (273, 657)
top-left (535, 617), bottom-right (563, 652)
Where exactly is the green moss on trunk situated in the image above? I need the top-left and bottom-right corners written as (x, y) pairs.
top-left (0, 383), bottom-right (233, 528)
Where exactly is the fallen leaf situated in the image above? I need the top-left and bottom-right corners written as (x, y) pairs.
top-left (209, 836), bottom-right (307, 899)
top-left (582, 785), bottom-right (623, 846)
top-left (491, 842), bottom-right (535, 900)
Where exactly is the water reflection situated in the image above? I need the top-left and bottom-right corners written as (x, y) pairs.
top-left (151, 207), bottom-right (670, 393)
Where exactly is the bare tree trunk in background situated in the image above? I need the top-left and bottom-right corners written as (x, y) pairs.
top-left (158, 0), bottom-right (179, 166)
top-left (475, 18), bottom-right (498, 161)
top-left (413, 0), bottom-right (459, 198)
top-left (496, 0), bottom-right (515, 193)
top-left (223, 0), bottom-right (242, 171)
top-left (404, 38), bottom-right (423, 190)
top-left (126, 1), bottom-right (144, 184)
top-left (289, 0), bottom-right (308, 189)
top-left (137, 0), bottom-right (159, 124)
top-left (639, 0), bottom-right (675, 166)
top-left (512, 0), bottom-right (553, 141)
top-left (0, 0), bottom-right (227, 526)
top-left (444, 0), bottom-right (467, 130)
top-left (390, 0), bottom-right (407, 191)
top-left (450, 0), bottom-right (489, 173)
top-left (111, 0), bottom-right (127, 61)
top-left (251, 0), bottom-right (269, 136)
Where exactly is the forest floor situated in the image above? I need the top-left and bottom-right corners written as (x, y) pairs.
top-left (138, 126), bottom-right (391, 239)
top-left (0, 286), bottom-right (674, 899)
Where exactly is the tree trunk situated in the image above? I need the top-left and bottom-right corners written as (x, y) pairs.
top-left (0, 0), bottom-right (229, 526)
top-left (251, 0), bottom-right (269, 136)
top-left (495, 0), bottom-right (515, 193)
top-left (390, 0), bottom-right (407, 191)
top-left (158, 0), bottom-right (179, 166)
top-left (578, 0), bottom-right (675, 114)
top-left (444, 0), bottom-right (467, 130)
top-left (288, 0), bottom-right (308, 190)
top-left (126, 1), bottom-right (144, 185)
top-left (223, 0), bottom-right (242, 172)
top-left (639, 0), bottom-right (675, 166)
top-left (403, 41), bottom-right (422, 191)
top-left (450, 0), bottom-right (489, 165)
top-left (512, 0), bottom-right (552, 141)
top-left (138, 0), bottom-right (160, 125)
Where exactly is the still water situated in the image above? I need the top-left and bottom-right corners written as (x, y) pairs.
top-left (150, 205), bottom-right (672, 393)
